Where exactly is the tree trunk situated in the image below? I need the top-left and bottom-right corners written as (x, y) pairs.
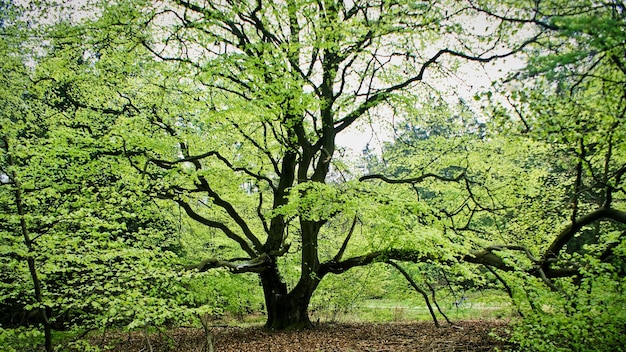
top-left (265, 291), bottom-right (314, 330)
top-left (259, 267), bottom-right (315, 330)
top-left (8, 152), bottom-right (54, 352)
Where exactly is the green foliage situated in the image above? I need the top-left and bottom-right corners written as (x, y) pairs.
top-left (0, 327), bottom-right (44, 352)
top-left (475, 2), bottom-right (626, 350)
top-left (4, 0), bottom-right (624, 342)
top-left (0, 9), bottom-right (216, 352)
top-left (508, 272), bottom-right (626, 351)
top-left (184, 270), bottom-right (263, 320)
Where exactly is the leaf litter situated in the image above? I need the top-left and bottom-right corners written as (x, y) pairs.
top-left (99, 320), bottom-right (513, 351)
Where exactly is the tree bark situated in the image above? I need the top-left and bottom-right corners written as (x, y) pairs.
top-left (264, 290), bottom-right (314, 330)
top-left (260, 267), bottom-right (315, 330)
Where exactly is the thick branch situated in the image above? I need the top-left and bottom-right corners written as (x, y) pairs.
top-left (320, 247), bottom-right (445, 278)
top-left (462, 249), bottom-right (515, 271)
top-left (319, 251), bottom-right (382, 276)
top-left (543, 207), bottom-right (626, 261)
top-left (187, 253), bottom-right (271, 273)
top-left (320, 242), bottom-right (581, 282)
top-left (186, 245), bottom-right (290, 273)
top-left (167, 145), bottom-right (265, 253)
top-left (359, 172), bottom-right (465, 184)
top-left (319, 209), bottom-right (626, 296)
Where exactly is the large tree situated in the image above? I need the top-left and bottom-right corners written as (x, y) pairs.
top-left (65, 0), bottom-right (540, 330)
top-left (28, 0), bottom-right (626, 332)
top-left (19, 0), bottom-right (626, 335)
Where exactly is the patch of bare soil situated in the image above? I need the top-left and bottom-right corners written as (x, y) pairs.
top-left (100, 320), bottom-right (513, 352)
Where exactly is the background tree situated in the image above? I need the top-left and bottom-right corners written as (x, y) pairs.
top-left (0, 2), bottom-right (55, 348)
top-left (459, 1), bottom-right (626, 349)
top-left (470, 0), bottom-right (626, 290)
top-left (0, 7), bottom-right (209, 350)
top-left (355, 1), bottom-right (626, 348)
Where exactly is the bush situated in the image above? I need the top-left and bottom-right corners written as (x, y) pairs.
top-left (509, 271), bottom-right (626, 351)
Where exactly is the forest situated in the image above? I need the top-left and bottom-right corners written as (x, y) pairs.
top-left (1, 0), bottom-right (625, 351)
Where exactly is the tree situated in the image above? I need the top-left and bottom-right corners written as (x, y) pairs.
top-left (355, 2), bottom-right (626, 348)
top-left (469, 0), bottom-right (626, 285)
top-left (451, 1), bottom-right (626, 349)
top-left (0, 3), bottom-right (55, 349)
top-left (43, 0), bottom-right (544, 330)
top-left (0, 8), bottom-right (205, 351)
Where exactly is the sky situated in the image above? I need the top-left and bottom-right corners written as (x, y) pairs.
top-left (334, 9), bottom-right (529, 157)
top-left (335, 57), bottom-right (525, 157)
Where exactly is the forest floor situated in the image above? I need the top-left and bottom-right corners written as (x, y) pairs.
top-left (100, 320), bottom-right (513, 352)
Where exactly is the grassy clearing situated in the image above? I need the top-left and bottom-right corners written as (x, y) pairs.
top-left (309, 289), bottom-right (514, 324)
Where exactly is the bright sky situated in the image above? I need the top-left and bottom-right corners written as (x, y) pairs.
top-left (335, 57), bottom-right (524, 158)
top-left (334, 9), bottom-right (529, 157)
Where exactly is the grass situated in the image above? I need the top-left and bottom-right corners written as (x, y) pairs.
top-left (310, 289), bottom-right (514, 324)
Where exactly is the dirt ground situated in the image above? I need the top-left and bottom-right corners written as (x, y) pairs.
top-left (101, 320), bottom-right (513, 352)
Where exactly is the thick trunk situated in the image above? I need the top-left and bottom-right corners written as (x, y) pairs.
top-left (265, 290), bottom-right (314, 330)
top-left (259, 267), bottom-right (315, 330)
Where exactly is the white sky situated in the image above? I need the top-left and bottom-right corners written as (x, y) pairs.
top-left (335, 57), bottom-right (525, 157)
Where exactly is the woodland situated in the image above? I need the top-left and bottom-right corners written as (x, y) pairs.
top-left (1, 0), bottom-right (625, 351)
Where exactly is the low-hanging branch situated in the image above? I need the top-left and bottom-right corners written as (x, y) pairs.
top-left (386, 260), bottom-right (441, 328)
top-left (184, 205), bottom-right (625, 291)
top-left (187, 245), bottom-right (291, 274)
top-left (187, 254), bottom-right (272, 273)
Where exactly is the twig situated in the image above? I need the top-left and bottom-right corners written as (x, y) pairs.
top-left (144, 324), bottom-right (153, 352)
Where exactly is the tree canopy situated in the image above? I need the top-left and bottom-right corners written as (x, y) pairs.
top-left (1, 0), bottom-right (625, 350)
top-left (25, 0), bottom-right (543, 330)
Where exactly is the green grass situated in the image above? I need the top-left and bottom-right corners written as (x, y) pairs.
top-left (309, 289), bottom-right (514, 324)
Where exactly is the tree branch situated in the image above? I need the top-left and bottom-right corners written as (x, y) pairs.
top-left (333, 216), bottom-right (359, 262)
top-left (186, 244), bottom-right (290, 273)
top-left (543, 207), bottom-right (626, 261)
top-left (174, 199), bottom-right (257, 257)
top-left (359, 171), bottom-right (465, 184)
top-left (319, 251), bottom-right (383, 276)
top-left (386, 260), bottom-right (440, 327)
top-left (187, 253), bottom-right (271, 273)
top-left (149, 150), bottom-right (276, 191)
top-left (335, 37), bottom-right (540, 134)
